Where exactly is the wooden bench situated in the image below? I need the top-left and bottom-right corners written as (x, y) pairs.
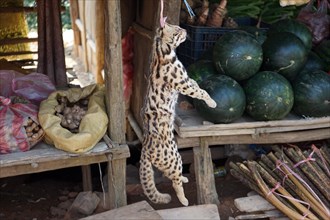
top-left (0, 135), bottom-right (130, 208)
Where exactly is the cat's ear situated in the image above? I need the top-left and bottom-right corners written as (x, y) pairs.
top-left (160, 16), bottom-right (167, 28)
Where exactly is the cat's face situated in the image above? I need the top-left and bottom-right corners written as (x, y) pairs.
top-left (160, 23), bottom-right (187, 48)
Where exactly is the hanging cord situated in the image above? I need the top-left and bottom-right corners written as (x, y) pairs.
top-left (160, 0), bottom-right (167, 27)
top-left (160, 0), bottom-right (195, 27)
top-left (183, 0), bottom-right (196, 17)
top-left (98, 163), bottom-right (106, 207)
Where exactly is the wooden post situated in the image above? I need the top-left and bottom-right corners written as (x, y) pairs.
top-left (193, 137), bottom-right (220, 205)
top-left (94, 0), bottom-right (105, 84)
top-left (69, 0), bottom-right (80, 57)
top-left (81, 165), bottom-right (93, 191)
top-left (77, 0), bottom-right (88, 72)
top-left (104, 0), bottom-right (127, 209)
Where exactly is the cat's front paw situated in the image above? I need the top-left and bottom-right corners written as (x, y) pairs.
top-left (206, 99), bottom-right (217, 108)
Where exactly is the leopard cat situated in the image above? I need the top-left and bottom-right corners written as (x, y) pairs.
top-left (139, 22), bottom-right (217, 206)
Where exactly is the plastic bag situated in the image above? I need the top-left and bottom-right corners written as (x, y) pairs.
top-left (122, 29), bottom-right (134, 111)
top-left (0, 70), bottom-right (24, 98)
top-left (296, 0), bottom-right (330, 45)
top-left (0, 70), bottom-right (56, 105)
top-left (38, 84), bottom-right (108, 153)
top-left (12, 72), bottom-right (56, 105)
top-left (0, 96), bottom-right (43, 154)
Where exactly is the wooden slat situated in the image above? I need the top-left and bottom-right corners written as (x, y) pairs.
top-left (75, 17), bottom-right (88, 71)
top-left (87, 38), bottom-right (96, 53)
top-left (0, 37), bottom-right (38, 45)
top-left (175, 108), bottom-right (330, 138)
top-left (0, 6), bottom-right (65, 13)
top-left (0, 141), bottom-right (130, 178)
top-left (0, 6), bottom-right (38, 13)
top-left (69, 0), bottom-right (81, 57)
top-left (176, 122), bottom-right (330, 138)
top-left (127, 111), bottom-right (143, 142)
top-left (176, 128), bottom-right (330, 147)
top-left (0, 51), bottom-right (38, 56)
top-left (0, 142), bottom-right (123, 167)
top-left (9, 59), bottom-right (38, 63)
top-left (94, 0), bottom-right (105, 84)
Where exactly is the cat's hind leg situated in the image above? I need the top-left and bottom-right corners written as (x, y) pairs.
top-left (172, 176), bottom-right (189, 206)
top-left (161, 153), bottom-right (189, 206)
top-left (140, 151), bottom-right (171, 204)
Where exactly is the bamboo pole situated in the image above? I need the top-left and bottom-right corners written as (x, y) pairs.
top-left (255, 162), bottom-right (318, 219)
top-left (277, 161), bottom-right (330, 219)
top-left (229, 162), bottom-right (262, 195)
top-left (285, 148), bottom-right (330, 201)
top-left (248, 161), bottom-right (310, 220)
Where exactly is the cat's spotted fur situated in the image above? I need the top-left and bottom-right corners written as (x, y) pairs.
top-left (139, 22), bottom-right (216, 206)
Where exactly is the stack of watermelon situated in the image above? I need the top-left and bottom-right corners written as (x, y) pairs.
top-left (187, 19), bottom-right (330, 123)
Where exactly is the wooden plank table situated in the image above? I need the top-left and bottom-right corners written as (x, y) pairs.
top-left (0, 137), bottom-right (130, 209)
top-left (174, 107), bottom-right (330, 205)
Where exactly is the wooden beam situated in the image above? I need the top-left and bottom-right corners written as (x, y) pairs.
top-left (75, 9), bottom-right (88, 72)
top-left (8, 59), bottom-right (38, 63)
top-left (193, 138), bottom-right (220, 205)
top-left (0, 51), bottom-right (38, 56)
top-left (0, 37), bottom-right (38, 45)
top-left (132, 22), bottom-right (153, 40)
top-left (69, 0), bottom-right (81, 57)
top-left (104, 0), bottom-right (127, 210)
top-left (104, 0), bottom-right (125, 144)
top-left (94, 0), bottom-right (105, 84)
top-left (81, 165), bottom-right (93, 191)
top-left (0, 6), bottom-right (65, 13)
top-left (176, 128), bottom-right (330, 147)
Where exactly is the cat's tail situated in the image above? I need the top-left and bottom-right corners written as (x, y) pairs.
top-left (139, 154), bottom-right (171, 204)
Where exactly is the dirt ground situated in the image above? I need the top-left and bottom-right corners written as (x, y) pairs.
top-left (0, 158), bottom-right (251, 220)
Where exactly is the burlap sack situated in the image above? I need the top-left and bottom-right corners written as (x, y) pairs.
top-left (38, 84), bottom-right (108, 153)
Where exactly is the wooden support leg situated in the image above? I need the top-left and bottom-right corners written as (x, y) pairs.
top-left (81, 165), bottom-right (93, 191)
top-left (107, 156), bottom-right (127, 209)
top-left (193, 138), bottom-right (220, 205)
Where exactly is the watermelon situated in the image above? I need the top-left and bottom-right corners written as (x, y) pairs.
top-left (244, 71), bottom-right (294, 121)
top-left (194, 75), bottom-right (246, 123)
top-left (313, 40), bottom-right (330, 71)
top-left (239, 26), bottom-right (268, 45)
top-left (187, 60), bottom-right (218, 84)
top-left (261, 32), bottom-right (308, 81)
top-left (292, 70), bottom-right (330, 117)
top-left (268, 19), bottom-right (313, 51)
top-left (213, 30), bottom-right (263, 81)
top-left (301, 51), bottom-right (326, 73)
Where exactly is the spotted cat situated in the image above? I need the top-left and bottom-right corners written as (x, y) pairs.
top-left (139, 22), bottom-right (217, 206)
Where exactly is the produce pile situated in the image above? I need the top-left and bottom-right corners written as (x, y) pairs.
top-left (185, 16), bottom-right (330, 123)
top-left (24, 117), bottom-right (44, 145)
top-left (180, 0), bottom-right (301, 27)
top-left (229, 145), bottom-right (330, 219)
top-left (54, 96), bottom-right (88, 133)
